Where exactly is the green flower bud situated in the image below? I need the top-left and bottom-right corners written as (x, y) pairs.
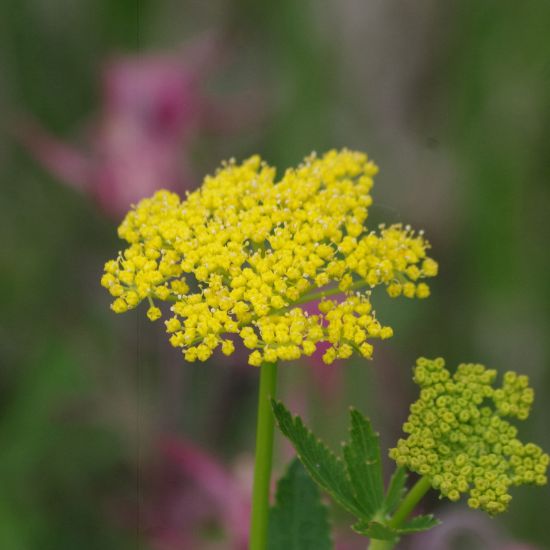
top-left (389, 357), bottom-right (549, 515)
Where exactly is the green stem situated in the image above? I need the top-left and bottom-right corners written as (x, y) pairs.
top-left (250, 362), bottom-right (278, 550)
top-left (292, 280), bottom-right (369, 307)
top-left (388, 476), bottom-right (432, 528)
top-left (368, 536), bottom-right (395, 550)
top-left (369, 476), bottom-right (432, 550)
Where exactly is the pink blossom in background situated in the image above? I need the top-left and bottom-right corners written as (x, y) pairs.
top-left (140, 437), bottom-right (250, 550)
top-left (19, 36), bottom-right (260, 219)
top-left (409, 509), bottom-right (541, 550)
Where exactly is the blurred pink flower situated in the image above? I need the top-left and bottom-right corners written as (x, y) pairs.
top-left (141, 437), bottom-right (250, 550)
top-left (19, 36), bottom-right (259, 218)
top-left (409, 509), bottom-right (541, 550)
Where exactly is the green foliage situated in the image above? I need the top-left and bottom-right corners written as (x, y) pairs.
top-left (342, 408), bottom-right (384, 518)
top-left (272, 400), bottom-right (440, 545)
top-left (353, 515), bottom-right (439, 540)
top-left (0, 343), bottom-right (132, 550)
top-left (382, 467), bottom-right (408, 516)
top-left (271, 400), bottom-right (362, 518)
top-left (268, 459), bottom-right (332, 550)
top-left (352, 519), bottom-right (397, 541)
top-left (398, 515), bottom-right (440, 534)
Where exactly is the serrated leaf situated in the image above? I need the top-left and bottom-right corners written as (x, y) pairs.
top-left (272, 400), bottom-right (362, 517)
top-left (382, 466), bottom-right (408, 516)
top-left (268, 459), bottom-right (333, 550)
top-left (397, 514), bottom-right (440, 534)
top-left (352, 520), bottom-right (398, 541)
top-left (342, 408), bottom-right (384, 519)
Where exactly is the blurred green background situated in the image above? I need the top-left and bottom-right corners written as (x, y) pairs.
top-left (1, 1), bottom-right (550, 549)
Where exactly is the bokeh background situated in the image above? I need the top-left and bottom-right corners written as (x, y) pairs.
top-left (2, 1), bottom-right (550, 549)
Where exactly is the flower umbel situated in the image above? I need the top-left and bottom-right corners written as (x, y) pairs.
top-left (101, 150), bottom-right (437, 365)
top-left (390, 358), bottom-right (549, 515)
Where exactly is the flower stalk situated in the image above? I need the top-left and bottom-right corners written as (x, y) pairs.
top-left (250, 361), bottom-right (278, 549)
top-left (388, 475), bottom-right (432, 529)
top-left (369, 476), bottom-right (432, 550)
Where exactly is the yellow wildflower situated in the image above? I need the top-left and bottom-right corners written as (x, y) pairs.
top-left (101, 150), bottom-right (437, 366)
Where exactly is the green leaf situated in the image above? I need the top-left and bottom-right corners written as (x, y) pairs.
top-left (342, 408), bottom-right (384, 519)
top-left (382, 466), bottom-right (408, 516)
top-left (272, 400), bottom-right (362, 517)
top-left (268, 459), bottom-right (333, 550)
top-left (397, 514), bottom-right (440, 534)
top-left (352, 520), bottom-right (398, 542)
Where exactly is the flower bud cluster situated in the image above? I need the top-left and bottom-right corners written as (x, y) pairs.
top-left (389, 358), bottom-right (549, 515)
top-left (101, 150), bottom-right (437, 365)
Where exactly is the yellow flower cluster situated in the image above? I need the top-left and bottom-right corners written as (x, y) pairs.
top-left (101, 149), bottom-right (437, 366)
top-left (389, 358), bottom-right (549, 515)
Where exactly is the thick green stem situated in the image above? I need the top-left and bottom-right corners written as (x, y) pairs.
top-left (368, 537), bottom-right (394, 550)
top-left (368, 476), bottom-right (432, 550)
top-left (250, 362), bottom-right (278, 550)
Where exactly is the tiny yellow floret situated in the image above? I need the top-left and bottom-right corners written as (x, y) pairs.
top-left (221, 339), bottom-right (235, 356)
top-left (147, 306), bottom-right (162, 321)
